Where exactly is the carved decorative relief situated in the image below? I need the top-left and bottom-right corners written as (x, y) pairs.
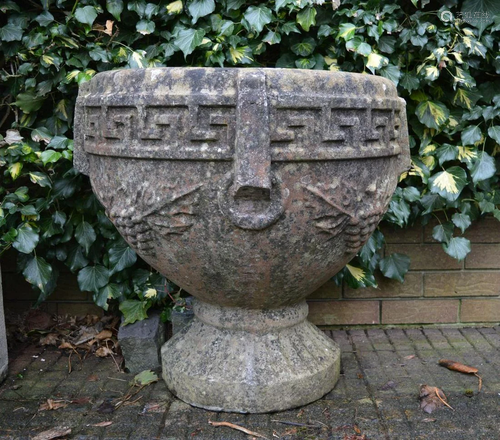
top-left (82, 99), bottom-right (403, 161)
top-left (303, 182), bottom-right (384, 253)
top-left (93, 181), bottom-right (203, 257)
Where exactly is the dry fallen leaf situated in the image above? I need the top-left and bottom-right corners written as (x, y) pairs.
top-left (32, 427), bottom-right (71, 440)
top-left (40, 333), bottom-right (59, 346)
top-left (95, 330), bottom-right (113, 340)
top-left (87, 374), bottom-right (99, 382)
top-left (95, 346), bottom-right (114, 357)
top-left (438, 359), bottom-right (482, 391)
top-left (39, 399), bottom-right (68, 411)
top-left (92, 421), bottom-right (113, 427)
top-left (104, 20), bottom-right (114, 36)
top-left (419, 385), bottom-right (453, 414)
top-left (71, 397), bottom-right (91, 405)
top-left (58, 341), bottom-right (75, 350)
top-left (380, 380), bottom-right (397, 390)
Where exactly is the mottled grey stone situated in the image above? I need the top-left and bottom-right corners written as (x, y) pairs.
top-left (170, 297), bottom-right (194, 336)
top-left (74, 67), bottom-right (410, 412)
top-left (118, 310), bottom-right (165, 373)
top-left (0, 268), bottom-right (7, 383)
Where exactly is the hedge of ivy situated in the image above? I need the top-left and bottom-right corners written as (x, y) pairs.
top-left (1, 0), bottom-right (499, 322)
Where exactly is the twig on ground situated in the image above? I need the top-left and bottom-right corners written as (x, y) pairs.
top-left (271, 420), bottom-right (323, 428)
top-left (208, 420), bottom-right (269, 439)
top-left (433, 387), bottom-right (454, 411)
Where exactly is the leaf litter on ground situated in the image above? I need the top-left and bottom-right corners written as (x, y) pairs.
top-left (419, 384), bottom-right (454, 414)
top-left (438, 359), bottom-right (482, 392)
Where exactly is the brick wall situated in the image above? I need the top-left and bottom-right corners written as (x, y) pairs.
top-left (308, 216), bottom-right (500, 326)
top-left (1, 252), bottom-right (102, 317)
top-left (2, 216), bottom-right (499, 326)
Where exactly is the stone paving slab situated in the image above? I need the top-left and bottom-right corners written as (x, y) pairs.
top-left (1, 327), bottom-right (500, 439)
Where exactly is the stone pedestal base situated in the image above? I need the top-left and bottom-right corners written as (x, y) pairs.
top-left (161, 300), bottom-right (340, 413)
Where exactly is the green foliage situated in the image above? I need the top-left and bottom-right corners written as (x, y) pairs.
top-left (1, 0), bottom-right (500, 316)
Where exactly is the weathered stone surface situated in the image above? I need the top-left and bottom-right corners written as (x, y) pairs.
top-left (74, 67), bottom-right (410, 412)
top-left (0, 268), bottom-right (7, 383)
top-left (162, 300), bottom-right (341, 413)
top-left (170, 297), bottom-right (194, 336)
top-left (118, 310), bottom-right (166, 373)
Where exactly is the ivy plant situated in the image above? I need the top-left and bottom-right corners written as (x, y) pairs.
top-left (1, 0), bottom-right (499, 319)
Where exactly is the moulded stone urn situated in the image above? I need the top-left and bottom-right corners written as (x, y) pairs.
top-left (74, 67), bottom-right (410, 413)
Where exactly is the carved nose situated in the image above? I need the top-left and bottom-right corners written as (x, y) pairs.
top-left (233, 70), bottom-right (271, 201)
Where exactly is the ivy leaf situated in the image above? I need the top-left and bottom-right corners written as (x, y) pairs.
top-left (429, 166), bottom-right (468, 201)
top-left (132, 369), bottom-right (158, 386)
top-left (400, 73), bottom-right (420, 93)
top-left (14, 92), bottom-right (45, 113)
top-left (166, 0), bottom-right (183, 14)
top-left (453, 88), bottom-right (480, 110)
top-left (67, 245), bottom-right (89, 272)
top-left (420, 193), bottom-right (445, 215)
top-left (78, 265), bottom-right (110, 292)
top-left (13, 224), bottom-right (39, 254)
top-left (365, 53), bottom-right (388, 74)
top-left (337, 23), bottom-right (356, 41)
top-left (296, 6), bottom-right (316, 32)
top-left (0, 23), bottom-right (23, 41)
top-left (48, 135), bottom-right (70, 149)
top-left (188, 0), bottom-right (215, 24)
top-left (95, 283), bottom-right (121, 310)
top-left (120, 299), bottom-right (151, 325)
top-left (40, 150), bottom-right (62, 165)
top-left (23, 256), bottom-right (52, 293)
top-left (127, 50), bottom-right (148, 68)
top-left (74, 6), bottom-right (98, 26)
top-left (107, 0), bottom-right (124, 21)
top-left (108, 240), bottom-right (137, 274)
top-left (29, 172), bottom-right (51, 188)
top-left (380, 65), bottom-right (401, 85)
top-left (415, 101), bottom-right (449, 130)
top-left (432, 222), bottom-right (454, 243)
top-left (174, 28), bottom-right (205, 57)
top-left (402, 187), bottom-right (420, 202)
top-left (35, 10), bottom-right (54, 26)
top-left (470, 151), bottom-right (496, 183)
top-left (263, 30), bottom-right (281, 45)
top-left (295, 57), bottom-right (316, 69)
top-left (461, 125), bottom-right (482, 146)
top-left (452, 212), bottom-right (471, 233)
top-left (343, 264), bottom-right (377, 289)
top-left (487, 126), bottom-right (500, 143)
top-left (379, 253), bottom-right (410, 282)
top-left (291, 37), bottom-right (316, 56)
top-left (436, 143), bottom-right (458, 165)
top-left (385, 198), bottom-right (410, 227)
top-left (8, 162), bottom-right (22, 180)
top-left (136, 20), bottom-right (155, 35)
top-left (282, 22), bottom-right (300, 35)
top-left (75, 221), bottom-right (97, 253)
top-left (443, 237), bottom-right (471, 260)
top-left (356, 42), bottom-right (372, 56)
top-left (243, 5), bottom-right (272, 34)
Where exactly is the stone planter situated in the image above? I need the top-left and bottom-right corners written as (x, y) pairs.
top-left (74, 67), bottom-right (409, 413)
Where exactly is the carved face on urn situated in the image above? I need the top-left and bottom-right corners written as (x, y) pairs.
top-left (74, 68), bottom-right (409, 309)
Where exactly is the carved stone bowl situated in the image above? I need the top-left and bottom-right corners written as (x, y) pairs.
top-left (74, 67), bottom-right (409, 413)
